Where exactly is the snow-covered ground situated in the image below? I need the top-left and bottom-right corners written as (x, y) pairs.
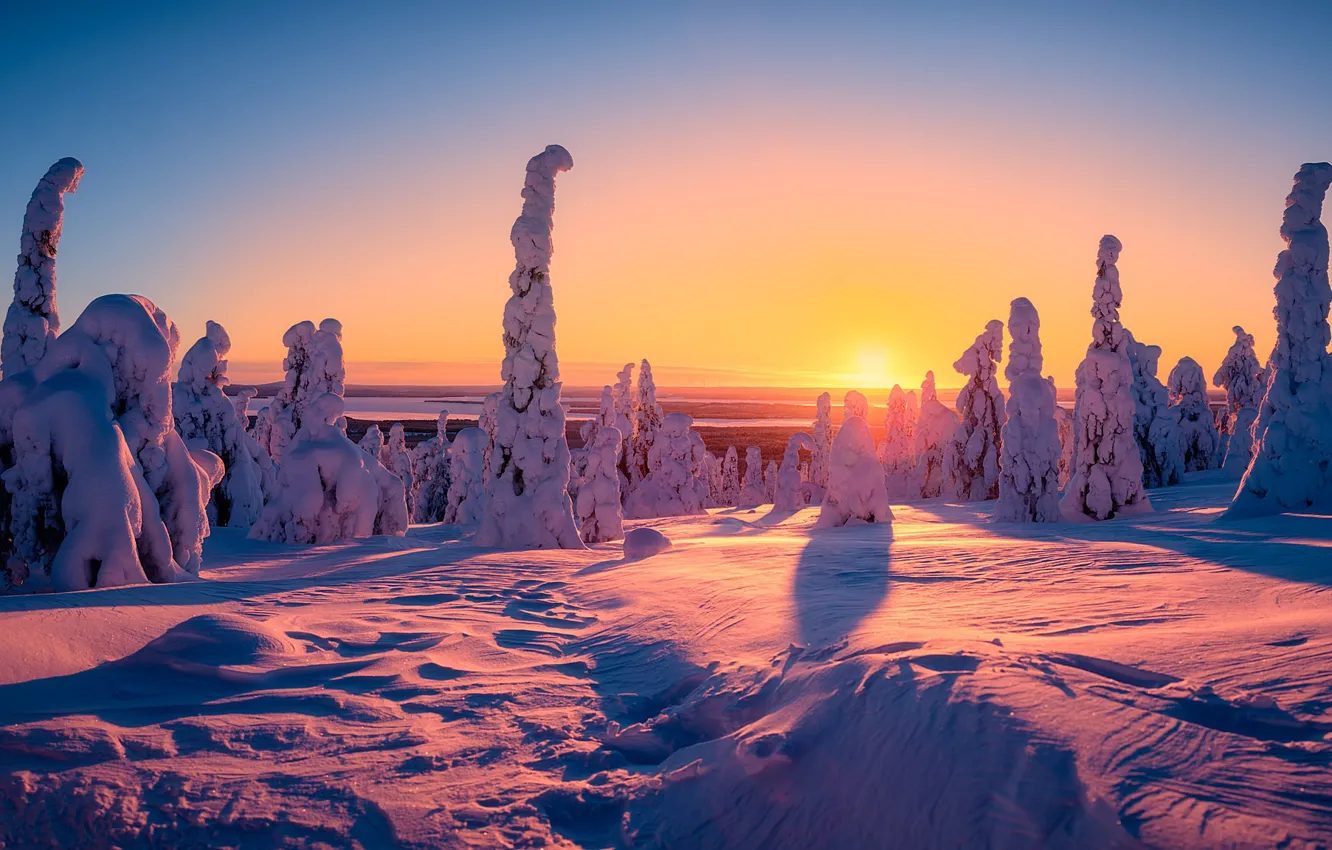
top-left (1, 473), bottom-right (1330, 848)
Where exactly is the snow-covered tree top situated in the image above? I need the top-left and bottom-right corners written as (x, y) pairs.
top-left (177, 320), bottom-right (232, 391)
top-left (954, 320), bottom-right (1004, 379)
top-left (1212, 326), bottom-right (1263, 410)
top-left (510, 144), bottom-right (574, 275)
top-left (1005, 297), bottom-right (1041, 381)
top-left (921, 371), bottom-right (937, 405)
top-left (1270, 162), bottom-right (1332, 382)
top-left (1091, 234), bottom-right (1127, 353)
top-left (1167, 356), bottom-right (1208, 405)
top-left (844, 390), bottom-right (868, 420)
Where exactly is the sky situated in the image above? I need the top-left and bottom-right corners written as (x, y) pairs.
top-left (3, 1), bottom-right (1331, 390)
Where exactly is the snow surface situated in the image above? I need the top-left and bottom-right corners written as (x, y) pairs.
top-left (622, 525), bottom-right (672, 559)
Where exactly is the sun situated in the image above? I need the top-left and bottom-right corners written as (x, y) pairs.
top-left (850, 347), bottom-right (892, 390)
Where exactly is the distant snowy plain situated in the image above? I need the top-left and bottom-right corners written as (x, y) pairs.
top-left (1, 472), bottom-right (1328, 848)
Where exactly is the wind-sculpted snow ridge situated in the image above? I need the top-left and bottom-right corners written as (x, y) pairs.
top-left (3, 158), bottom-right (83, 377)
top-left (1213, 326), bottom-right (1265, 477)
top-left (576, 424), bottom-right (624, 543)
top-left (250, 393), bottom-right (406, 544)
top-left (950, 320), bottom-right (1005, 501)
top-left (879, 385), bottom-right (915, 499)
top-left (1167, 357), bottom-right (1220, 473)
top-left (913, 371), bottom-right (958, 499)
top-left (811, 391), bottom-right (832, 494)
top-left (1061, 236), bottom-right (1149, 521)
top-left (817, 410), bottom-right (893, 527)
top-left (252, 319), bottom-right (345, 464)
top-left (995, 298), bottom-right (1060, 522)
top-left (739, 446), bottom-right (766, 508)
top-left (625, 412), bottom-right (708, 519)
top-left (411, 411), bottom-right (451, 523)
top-left (2, 295), bottom-right (221, 591)
top-left (475, 145), bottom-right (581, 549)
top-left (1229, 163), bottom-right (1332, 517)
top-left (173, 321), bottom-right (267, 528)
top-left (773, 432), bottom-right (816, 511)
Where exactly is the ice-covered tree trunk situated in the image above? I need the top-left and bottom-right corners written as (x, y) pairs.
top-left (949, 320), bottom-right (1005, 501)
top-left (912, 371), bottom-right (958, 499)
top-left (359, 424), bottom-right (385, 459)
top-left (719, 445), bottom-right (740, 506)
top-left (764, 459), bottom-right (778, 502)
top-left (739, 446), bottom-right (766, 507)
top-left (1060, 236), bottom-right (1149, 520)
top-left (624, 413), bottom-right (708, 518)
top-left (475, 145), bottom-right (582, 548)
top-left (994, 298), bottom-right (1061, 522)
top-left (411, 411), bottom-right (452, 523)
top-left (385, 423), bottom-right (415, 517)
top-left (1125, 332), bottom-right (1182, 489)
top-left (878, 385), bottom-right (915, 498)
top-left (444, 427), bottom-right (487, 525)
top-left (1167, 357), bottom-right (1220, 472)
top-left (774, 433), bottom-right (815, 511)
top-left (631, 359), bottom-right (662, 486)
top-left (817, 410), bottom-right (893, 528)
top-left (3, 158), bottom-right (83, 377)
top-left (576, 425), bottom-right (624, 543)
top-left (1212, 326), bottom-right (1265, 477)
top-left (811, 391), bottom-right (833, 491)
top-left (172, 321), bottom-right (266, 528)
top-left (1229, 164), bottom-right (1332, 515)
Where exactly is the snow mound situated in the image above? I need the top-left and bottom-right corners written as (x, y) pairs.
top-left (623, 526), bottom-right (672, 560)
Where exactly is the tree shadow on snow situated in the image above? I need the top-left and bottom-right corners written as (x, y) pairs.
top-left (793, 522), bottom-right (892, 648)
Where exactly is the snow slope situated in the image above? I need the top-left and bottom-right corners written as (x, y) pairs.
top-left (1, 478), bottom-right (1330, 848)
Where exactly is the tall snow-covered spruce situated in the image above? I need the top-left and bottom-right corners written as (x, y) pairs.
top-left (913, 371), bottom-right (958, 498)
top-left (878, 385), bottom-right (915, 499)
top-left (252, 319), bottom-right (345, 464)
top-left (576, 425), bottom-right (624, 544)
top-left (1228, 163), bottom-right (1332, 517)
top-left (949, 320), bottom-right (1005, 501)
top-left (994, 298), bottom-right (1061, 522)
top-left (3, 158), bottom-right (83, 377)
top-left (811, 391), bottom-right (833, 494)
top-left (1060, 236), bottom-right (1149, 521)
top-left (1126, 332), bottom-right (1182, 489)
top-left (1212, 326), bottom-right (1264, 476)
top-left (474, 145), bottom-right (583, 549)
top-left (1167, 357), bottom-right (1220, 472)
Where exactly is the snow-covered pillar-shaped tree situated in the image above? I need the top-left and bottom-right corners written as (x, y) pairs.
top-left (444, 427), bottom-right (487, 525)
top-left (624, 413), bottom-right (708, 518)
top-left (817, 405), bottom-right (893, 528)
top-left (232, 387), bottom-right (257, 428)
top-left (576, 425), bottom-right (624, 543)
top-left (739, 446), bottom-right (766, 507)
top-left (912, 371), bottom-right (958, 498)
top-left (1125, 331), bottom-right (1182, 489)
top-left (475, 145), bottom-right (582, 548)
top-left (719, 445), bottom-right (740, 506)
top-left (949, 320), bottom-right (1005, 501)
top-left (359, 424), bottom-right (385, 459)
top-left (252, 318), bottom-right (345, 464)
top-left (1050, 378), bottom-right (1073, 488)
top-left (1212, 326), bottom-right (1265, 476)
top-left (764, 459), bottom-right (778, 503)
top-left (878, 385), bottom-right (915, 498)
top-left (412, 411), bottom-right (452, 523)
top-left (811, 391), bottom-right (833, 490)
top-left (385, 423), bottom-right (415, 516)
top-left (1229, 164), bottom-right (1332, 515)
top-left (994, 298), bottom-right (1061, 522)
top-left (1167, 357), bottom-right (1220, 472)
top-left (774, 433), bottom-right (815, 511)
top-left (631, 359), bottom-right (662, 486)
top-left (4, 157), bottom-right (84, 376)
top-left (1060, 236), bottom-right (1149, 520)
top-left (844, 390), bottom-right (869, 421)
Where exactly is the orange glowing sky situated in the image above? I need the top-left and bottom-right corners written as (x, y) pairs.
top-left (4, 3), bottom-right (1328, 390)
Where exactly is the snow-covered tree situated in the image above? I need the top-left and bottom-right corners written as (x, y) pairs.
top-left (844, 390), bottom-right (869, 421)
top-left (358, 424), bottom-right (385, 459)
top-left (252, 318), bottom-right (345, 464)
top-left (774, 433), bottom-right (815, 511)
top-left (625, 413), bottom-right (708, 518)
top-left (576, 425), bottom-right (624, 543)
top-left (1167, 357), bottom-right (1220, 472)
top-left (1060, 236), bottom-right (1149, 520)
top-left (475, 145), bottom-right (582, 549)
top-left (700, 451), bottom-right (722, 507)
top-left (719, 445), bottom-right (740, 506)
top-left (385, 423), bottom-right (415, 516)
top-left (1126, 332), bottom-right (1183, 489)
top-left (811, 391), bottom-right (833, 491)
top-left (764, 459), bottom-right (778, 503)
top-left (444, 427), bottom-right (486, 525)
top-left (631, 359), bottom-right (662, 486)
top-left (912, 371), bottom-right (958, 499)
top-left (1212, 326), bottom-right (1265, 476)
top-left (232, 387), bottom-right (256, 428)
top-left (250, 393), bottom-right (407, 543)
top-left (1051, 382), bottom-right (1073, 488)
top-left (479, 391), bottom-right (500, 481)
top-left (411, 411), bottom-right (451, 523)
top-left (878, 385), bottom-right (915, 498)
top-left (3, 157), bottom-right (83, 377)
top-left (949, 320), bottom-right (1005, 501)
top-left (173, 320), bottom-right (266, 528)
top-left (739, 446), bottom-right (766, 507)
top-left (817, 406), bottom-right (893, 528)
top-left (611, 363), bottom-right (636, 492)
top-left (994, 298), bottom-right (1061, 522)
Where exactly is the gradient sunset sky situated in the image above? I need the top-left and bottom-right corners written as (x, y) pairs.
top-left (3, 2), bottom-right (1330, 389)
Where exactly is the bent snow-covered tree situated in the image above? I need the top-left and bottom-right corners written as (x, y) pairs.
top-left (1126, 331), bottom-right (1182, 489)
top-left (1228, 163), bottom-right (1332, 517)
top-left (913, 371), bottom-right (958, 499)
top-left (1061, 236), bottom-right (1149, 521)
top-left (3, 157), bottom-right (83, 377)
top-left (173, 320), bottom-right (267, 528)
top-left (950, 320), bottom-right (1005, 501)
top-left (1212, 326), bottom-right (1265, 477)
top-left (994, 298), bottom-right (1061, 522)
top-left (475, 145), bottom-right (583, 549)
top-left (252, 318), bottom-right (345, 464)
top-left (1167, 357), bottom-right (1220, 472)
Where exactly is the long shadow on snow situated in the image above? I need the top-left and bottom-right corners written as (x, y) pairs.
top-left (793, 522), bottom-right (892, 648)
